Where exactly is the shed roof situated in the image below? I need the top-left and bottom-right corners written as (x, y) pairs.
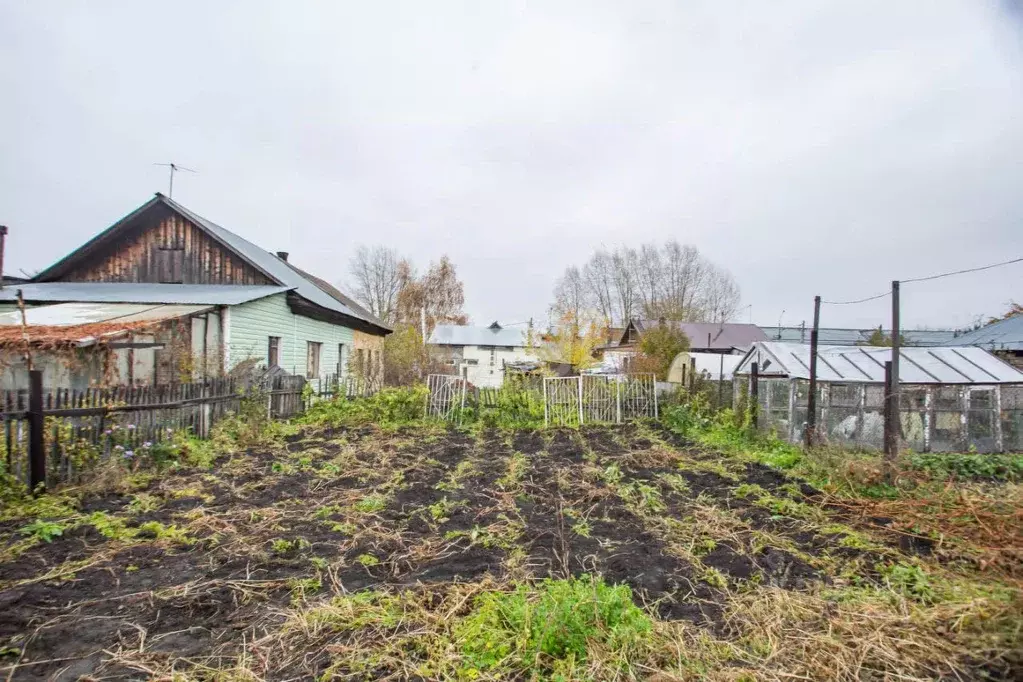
top-left (0, 282), bottom-right (289, 306)
top-left (946, 315), bottom-right (1023, 352)
top-left (429, 324), bottom-right (527, 348)
top-left (735, 341), bottom-right (1023, 385)
top-left (0, 302), bottom-right (211, 346)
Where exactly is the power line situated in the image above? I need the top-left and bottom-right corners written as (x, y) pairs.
top-left (821, 255), bottom-right (1022, 306)
top-left (821, 291), bottom-right (890, 305)
top-left (901, 255), bottom-right (1023, 284)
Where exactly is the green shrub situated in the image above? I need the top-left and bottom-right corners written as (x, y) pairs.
top-left (300, 386), bottom-right (429, 428)
top-left (907, 452), bottom-right (1023, 482)
top-left (456, 575), bottom-right (651, 676)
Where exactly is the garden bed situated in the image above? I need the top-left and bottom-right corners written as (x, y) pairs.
top-left (1, 423), bottom-right (1019, 680)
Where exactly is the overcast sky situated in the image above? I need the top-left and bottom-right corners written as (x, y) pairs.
top-left (2, 1), bottom-right (1021, 331)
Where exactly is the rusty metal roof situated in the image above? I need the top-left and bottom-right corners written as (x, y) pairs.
top-left (735, 341), bottom-right (1023, 384)
top-left (0, 303), bottom-right (213, 346)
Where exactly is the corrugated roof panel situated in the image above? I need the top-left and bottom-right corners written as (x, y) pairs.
top-left (429, 325), bottom-right (528, 348)
top-left (0, 302), bottom-right (211, 327)
top-left (735, 342), bottom-right (1023, 384)
top-left (946, 315), bottom-right (1023, 351)
top-left (0, 282), bottom-right (289, 306)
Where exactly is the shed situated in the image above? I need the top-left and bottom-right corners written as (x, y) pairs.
top-left (733, 341), bottom-right (1023, 453)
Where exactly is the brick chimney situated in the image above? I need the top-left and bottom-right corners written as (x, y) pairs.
top-left (276, 251), bottom-right (289, 262)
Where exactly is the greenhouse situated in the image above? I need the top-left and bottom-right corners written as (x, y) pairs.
top-left (733, 341), bottom-right (1023, 453)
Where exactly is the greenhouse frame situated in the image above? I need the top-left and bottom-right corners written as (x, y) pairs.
top-left (734, 342), bottom-right (1023, 453)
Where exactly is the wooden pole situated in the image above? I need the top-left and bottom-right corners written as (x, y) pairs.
top-left (717, 353), bottom-right (724, 409)
top-left (887, 280), bottom-right (901, 466)
top-left (806, 295), bottom-right (821, 446)
top-left (28, 369), bottom-right (44, 492)
top-left (750, 361), bottom-right (759, 434)
top-left (884, 360), bottom-right (893, 461)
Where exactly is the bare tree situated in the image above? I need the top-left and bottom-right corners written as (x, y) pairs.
top-left (394, 255), bottom-right (468, 332)
top-left (346, 246), bottom-right (406, 323)
top-left (552, 265), bottom-right (587, 331)
top-left (553, 240), bottom-right (741, 326)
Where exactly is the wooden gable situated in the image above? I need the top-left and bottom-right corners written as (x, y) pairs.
top-left (39, 201), bottom-right (275, 286)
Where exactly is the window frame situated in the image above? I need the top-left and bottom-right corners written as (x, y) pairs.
top-left (306, 341), bottom-right (322, 379)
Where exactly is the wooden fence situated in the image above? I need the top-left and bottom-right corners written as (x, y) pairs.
top-left (0, 371), bottom-right (352, 490)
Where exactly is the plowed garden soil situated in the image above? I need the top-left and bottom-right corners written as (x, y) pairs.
top-left (1, 424), bottom-right (1019, 680)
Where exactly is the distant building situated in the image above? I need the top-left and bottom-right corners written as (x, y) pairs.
top-left (599, 318), bottom-right (767, 369)
top-left (945, 315), bottom-right (1023, 369)
top-left (760, 325), bottom-right (956, 347)
top-left (428, 322), bottom-right (531, 388)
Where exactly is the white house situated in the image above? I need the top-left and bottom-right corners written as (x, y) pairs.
top-left (428, 322), bottom-right (532, 388)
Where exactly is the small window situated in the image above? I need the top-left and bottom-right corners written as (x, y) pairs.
top-left (268, 336), bottom-right (281, 367)
top-left (306, 341), bottom-right (322, 379)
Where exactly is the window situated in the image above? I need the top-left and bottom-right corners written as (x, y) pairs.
top-left (267, 336), bottom-right (281, 367)
top-left (306, 341), bottom-right (322, 379)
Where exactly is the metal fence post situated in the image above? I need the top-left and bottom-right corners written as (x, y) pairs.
top-left (652, 375), bottom-right (659, 419)
top-left (543, 377), bottom-right (549, 427)
top-left (577, 375), bottom-right (584, 425)
top-left (615, 379), bottom-right (621, 424)
top-left (28, 369), bottom-right (45, 492)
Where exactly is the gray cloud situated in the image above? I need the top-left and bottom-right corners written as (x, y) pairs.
top-left (2, 1), bottom-right (1021, 332)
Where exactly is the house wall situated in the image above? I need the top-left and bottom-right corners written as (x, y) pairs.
top-left (52, 207), bottom-right (274, 285)
top-left (458, 345), bottom-right (533, 388)
top-left (227, 293), bottom-right (354, 378)
top-left (351, 329), bottom-right (384, 388)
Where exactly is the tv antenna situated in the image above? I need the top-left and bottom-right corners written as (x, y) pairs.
top-left (153, 162), bottom-right (196, 198)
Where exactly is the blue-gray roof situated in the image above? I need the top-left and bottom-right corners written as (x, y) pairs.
top-left (946, 316), bottom-right (1023, 351)
top-left (429, 324), bottom-right (527, 348)
top-left (761, 325), bottom-right (957, 346)
top-left (0, 282), bottom-right (290, 305)
top-left (163, 196), bottom-right (389, 331)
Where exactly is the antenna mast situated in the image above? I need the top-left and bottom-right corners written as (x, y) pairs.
top-left (153, 162), bottom-right (197, 198)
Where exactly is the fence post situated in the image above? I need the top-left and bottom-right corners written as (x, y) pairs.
top-left (200, 380), bottom-right (212, 438)
top-left (28, 369), bottom-right (45, 492)
top-left (577, 375), bottom-right (584, 425)
top-left (749, 362), bottom-right (759, 434)
top-left (652, 375), bottom-right (659, 419)
top-left (543, 377), bottom-right (549, 427)
top-left (615, 379), bottom-right (621, 424)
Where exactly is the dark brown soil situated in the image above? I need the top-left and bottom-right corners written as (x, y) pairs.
top-left (0, 423), bottom-right (984, 681)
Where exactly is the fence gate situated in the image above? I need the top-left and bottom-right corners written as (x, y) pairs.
top-left (543, 374), bottom-right (657, 426)
top-left (425, 374), bottom-right (468, 421)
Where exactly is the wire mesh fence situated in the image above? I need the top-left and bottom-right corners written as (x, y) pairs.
top-left (543, 374), bottom-right (657, 427)
top-left (425, 374), bottom-right (468, 421)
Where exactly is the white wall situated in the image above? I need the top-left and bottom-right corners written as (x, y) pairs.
top-left (459, 345), bottom-right (533, 388)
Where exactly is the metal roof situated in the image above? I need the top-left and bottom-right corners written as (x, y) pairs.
top-left (0, 302), bottom-right (212, 327)
top-left (429, 324), bottom-right (527, 348)
top-left (631, 320), bottom-right (767, 350)
top-left (760, 325), bottom-right (958, 346)
top-left (0, 283), bottom-right (289, 306)
top-left (0, 302), bottom-right (212, 346)
top-left (735, 341), bottom-right (1023, 385)
top-left (161, 196), bottom-right (390, 332)
top-left (946, 315), bottom-right (1023, 352)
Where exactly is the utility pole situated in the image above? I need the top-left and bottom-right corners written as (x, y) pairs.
top-left (0, 225), bottom-right (7, 290)
top-left (805, 295), bottom-right (821, 446)
top-left (886, 280), bottom-right (901, 470)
